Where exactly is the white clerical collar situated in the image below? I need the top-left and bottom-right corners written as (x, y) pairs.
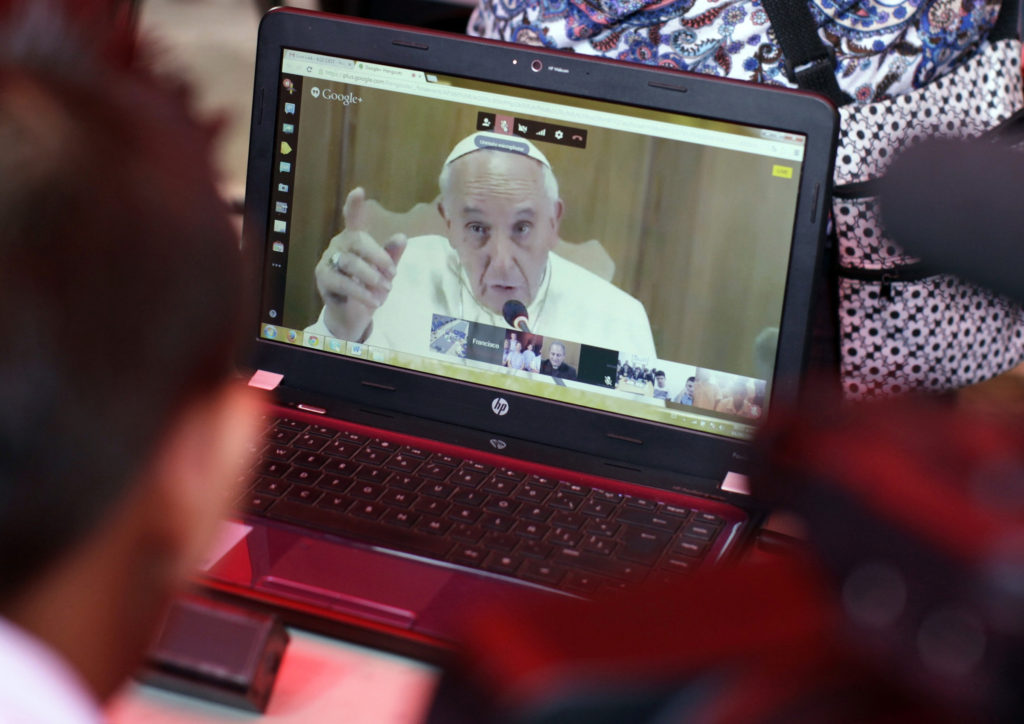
top-left (0, 616), bottom-right (103, 724)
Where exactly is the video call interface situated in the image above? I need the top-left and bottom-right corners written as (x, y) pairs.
top-left (259, 48), bottom-right (808, 441)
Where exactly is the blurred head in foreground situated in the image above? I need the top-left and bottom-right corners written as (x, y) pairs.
top-left (0, 0), bottom-right (259, 713)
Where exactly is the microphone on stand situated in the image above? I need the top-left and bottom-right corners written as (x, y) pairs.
top-left (502, 299), bottom-right (531, 334)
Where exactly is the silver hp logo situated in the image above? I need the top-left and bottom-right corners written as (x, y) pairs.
top-left (490, 397), bottom-right (510, 416)
top-left (489, 439), bottom-right (508, 450)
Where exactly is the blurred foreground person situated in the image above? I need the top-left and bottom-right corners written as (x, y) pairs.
top-left (424, 135), bottom-right (1024, 722)
top-left (0, 2), bottom-right (259, 720)
top-left (427, 391), bottom-right (1024, 723)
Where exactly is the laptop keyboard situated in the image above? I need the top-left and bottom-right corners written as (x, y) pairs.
top-left (237, 414), bottom-right (730, 596)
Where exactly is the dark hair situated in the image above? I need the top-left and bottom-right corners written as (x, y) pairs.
top-left (0, 5), bottom-right (250, 600)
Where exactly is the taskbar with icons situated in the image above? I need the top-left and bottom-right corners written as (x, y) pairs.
top-left (261, 323), bottom-right (369, 358)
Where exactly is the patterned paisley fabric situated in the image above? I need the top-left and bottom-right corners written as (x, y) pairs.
top-left (468, 0), bottom-right (1002, 104)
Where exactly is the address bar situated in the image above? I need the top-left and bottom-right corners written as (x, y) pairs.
top-left (291, 61), bottom-right (803, 161)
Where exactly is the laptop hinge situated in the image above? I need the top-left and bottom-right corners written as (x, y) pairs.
top-left (248, 369), bottom-right (284, 391)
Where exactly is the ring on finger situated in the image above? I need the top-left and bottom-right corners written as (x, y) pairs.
top-left (329, 251), bottom-right (344, 273)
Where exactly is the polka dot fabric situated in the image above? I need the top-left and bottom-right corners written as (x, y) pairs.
top-left (835, 39), bottom-right (1024, 399)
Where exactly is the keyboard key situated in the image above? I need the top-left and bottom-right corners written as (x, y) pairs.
top-left (551, 511), bottom-right (586, 530)
top-left (585, 520), bottom-right (620, 538)
top-left (581, 535), bottom-right (616, 557)
top-left (387, 473), bottom-right (421, 491)
top-left (338, 430), bottom-right (368, 445)
top-left (520, 560), bottom-right (563, 586)
top-left (256, 460), bottom-right (290, 478)
top-left (482, 476), bottom-right (517, 495)
top-left (293, 452), bottom-right (328, 470)
top-left (661, 504), bottom-right (692, 520)
top-left (452, 489), bottom-right (487, 507)
top-left (317, 494), bottom-right (354, 512)
top-left (616, 508), bottom-right (684, 533)
top-left (480, 514), bottom-right (515, 532)
top-left (513, 520), bottom-right (549, 540)
top-left (324, 459), bottom-right (359, 476)
top-left (355, 467), bottom-right (391, 484)
top-left (695, 512), bottom-right (725, 526)
top-left (400, 445), bottom-right (428, 459)
top-left (485, 497), bottom-right (520, 515)
top-left (449, 506), bottom-right (482, 524)
top-left (267, 429), bottom-right (298, 445)
top-left (351, 482), bottom-right (384, 501)
top-left (387, 454), bottom-right (422, 474)
top-left (237, 492), bottom-right (274, 514)
top-left (549, 490), bottom-right (585, 511)
top-left (624, 496), bottom-right (657, 510)
top-left (316, 475), bottom-right (353, 493)
top-left (255, 477), bottom-right (290, 497)
top-left (324, 439), bottom-right (359, 458)
top-left (547, 528), bottom-right (582, 547)
top-left (452, 469), bottom-right (486, 488)
top-left (382, 489), bottom-right (417, 508)
top-left (449, 523), bottom-right (484, 544)
top-left (521, 505), bottom-right (553, 522)
top-left (421, 462), bottom-right (455, 480)
top-left (422, 518), bottom-right (451, 536)
top-left (382, 509), bottom-right (418, 528)
top-left (552, 548), bottom-right (646, 582)
top-left (517, 540), bottom-right (552, 559)
top-left (526, 475), bottom-right (556, 488)
top-left (294, 432), bottom-right (329, 451)
top-left (286, 486), bottom-right (322, 505)
top-left (483, 552), bottom-right (523, 576)
top-left (266, 445), bottom-right (296, 462)
top-left (355, 448), bottom-right (392, 465)
top-left (682, 522), bottom-right (718, 541)
top-left (449, 546), bottom-right (487, 566)
top-left (581, 499), bottom-right (616, 518)
top-left (673, 539), bottom-right (707, 558)
top-left (662, 556), bottom-right (698, 574)
top-left (515, 484), bottom-right (550, 503)
top-left (352, 501), bottom-right (386, 520)
top-left (619, 528), bottom-right (670, 564)
top-left (265, 499), bottom-right (452, 558)
top-left (422, 481), bottom-right (456, 499)
top-left (413, 498), bottom-right (450, 516)
top-left (285, 468), bottom-right (321, 486)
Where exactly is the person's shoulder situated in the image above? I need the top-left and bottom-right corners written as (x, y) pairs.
top-left (549, 253), bottom-right (644, 307)
top-left (402, 233), bottom-right (450, 260)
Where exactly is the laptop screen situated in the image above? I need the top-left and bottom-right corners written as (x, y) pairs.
top-left (258, 47), bottom-right (808, 442)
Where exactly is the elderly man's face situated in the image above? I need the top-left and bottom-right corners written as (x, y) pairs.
top-left (440, 151), bottom-right (562, 314)
top-left (549, 344), bottom-right (565, 367)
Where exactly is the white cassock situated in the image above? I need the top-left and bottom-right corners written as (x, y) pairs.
top-left (307, 235), bottom-right (657, 360)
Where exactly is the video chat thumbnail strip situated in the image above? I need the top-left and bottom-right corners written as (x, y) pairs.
top-left (429, 314), bottom-right (620, 389)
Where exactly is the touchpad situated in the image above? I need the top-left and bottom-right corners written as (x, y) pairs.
top-left (257, 538), bottom-right (454, 630)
